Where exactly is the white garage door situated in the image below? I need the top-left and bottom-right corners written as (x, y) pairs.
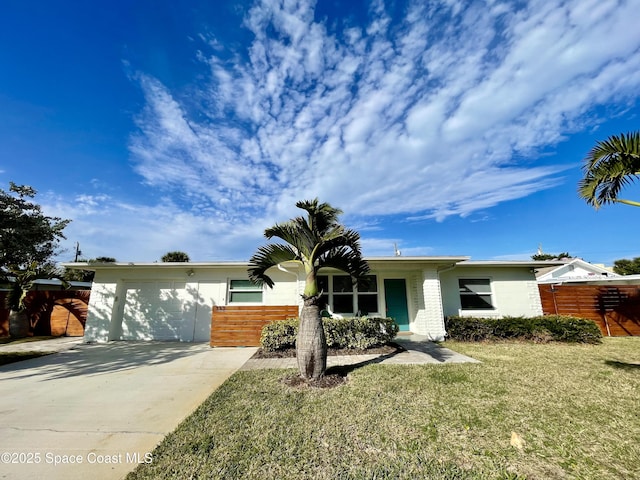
top-left (119, 281), bottom-right (212, 342)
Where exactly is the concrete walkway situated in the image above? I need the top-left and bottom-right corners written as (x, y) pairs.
top-left (0, 341), bottom-right (256, 480)
top-left (241, 334), bottom-right (479, 370)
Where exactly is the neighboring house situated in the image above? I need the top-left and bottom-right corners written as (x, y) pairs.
top-left (536, 258), bottom-right (640, 336)
top-left (64, 257), bottom-right (561, 344)
top-left (536, 258), bottom-right (619, 284)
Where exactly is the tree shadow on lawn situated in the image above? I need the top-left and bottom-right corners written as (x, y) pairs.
top-left (605, 360), bottom-right (640, 370)
top-left (283, 348), bottom-right (405, 389)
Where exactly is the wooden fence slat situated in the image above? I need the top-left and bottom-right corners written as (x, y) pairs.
top-left (210, 305), bottom-right (299, 347)
top-left (538, 284), bottom-right (640, 336)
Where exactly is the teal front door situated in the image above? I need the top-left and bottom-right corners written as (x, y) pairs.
top-left (384, 279), bottom-right (410, 332)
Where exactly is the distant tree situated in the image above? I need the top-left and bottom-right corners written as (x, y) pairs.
top-left (531, 252), bottom-right (572, 261)
top-left (161, 251), bottom-right (190, 262)
top-left (0, 182), bottom-right (71, 273)
top-left (612, 257), bottom-right (640, 275)
top-left (63, 257), bottom-right (117, 282)
top-left (578, 131), bottom-right (640, 209)
top-left (90, 256), bottom-right (117, 263)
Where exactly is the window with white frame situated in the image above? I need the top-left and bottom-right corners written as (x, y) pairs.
top-left (228, 279), bottom-right (263, 303)
top-left (317, 274), bottom-right (379, 315)
top-left (458, 278), bottom-right (493, 310)
top-left (356, 275), bottom-right (378, 314)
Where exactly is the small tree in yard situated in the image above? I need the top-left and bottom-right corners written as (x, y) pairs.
top-left (1, 182), bottom-right (70, 271)
top-left (1, 182), bottom-right (71, 337)
top-left (248, 199), bottom-right (369, 381)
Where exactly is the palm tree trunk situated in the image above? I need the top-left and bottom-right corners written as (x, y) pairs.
top-left (296, 295), bottom-right (327, 380)
top-left (9, 310), bottom-right (30, 338)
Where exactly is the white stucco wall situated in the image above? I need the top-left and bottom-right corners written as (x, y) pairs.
top-left (440, 266), bottom-right (542, 318)
top-left (83, 265), bottom-right (300, 343)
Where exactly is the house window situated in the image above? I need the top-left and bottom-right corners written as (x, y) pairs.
top-left (458, 278), bottom-right (493, 310)
top-left (228, 279), bottom-right (263, 303)
top-left (357, 276), bottom-right (378, 314)
top-left (332, 275), bottom-right (354, 313)
top-left (317, 274), bottom-right (379, 315)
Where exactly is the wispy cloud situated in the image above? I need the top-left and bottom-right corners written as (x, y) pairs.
top-left (126, 0), bottom-right (640, 256)
top-left (43, 193), bottom-right (265, 262)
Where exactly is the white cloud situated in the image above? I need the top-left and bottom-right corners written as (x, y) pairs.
top-left (122, 0), bottom-right (640, 258)
top-left (42, 193), bottom-right (266, 263)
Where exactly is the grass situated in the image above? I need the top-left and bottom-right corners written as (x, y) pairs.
top-left (0, 336), bottom-right (58, 365)
top-left (0, 335), bottom-right (56, 345)
top-left (128, 338), bottom-right (640, 480)
top-left (0, 351), bottom-right (54, 366)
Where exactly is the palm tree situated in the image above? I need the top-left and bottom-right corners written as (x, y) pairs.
top-left (578, 131), bottom-right (640, 209)
top-left (248, 199), bottom-right (369, 381)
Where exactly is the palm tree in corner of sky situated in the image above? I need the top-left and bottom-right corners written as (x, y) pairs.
top-left (248, 198), bottom-right (369, 381)
top-left (578, 131), bottom-right (640, 209)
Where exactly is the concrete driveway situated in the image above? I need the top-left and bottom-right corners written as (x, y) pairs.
top-left (0, 341), bottom-right (256, 480)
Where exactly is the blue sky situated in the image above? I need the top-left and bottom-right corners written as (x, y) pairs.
top-left (1, 0), bottom-right (639, 265)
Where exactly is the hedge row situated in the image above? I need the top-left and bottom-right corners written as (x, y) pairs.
top-left (260, 316), bottom-right (399, 351)
top-left (444, 315), bottom-right (602, 344)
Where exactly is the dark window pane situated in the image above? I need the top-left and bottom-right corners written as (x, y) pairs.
top-left (317, 275), bottom-right (329, 294)
top-left (358, 294), bottom-right (378, 315)
top-left (460, 294), bottom-right (493, 309)
top-left (358, 275), bottom-right (377, 292)
top-left (333, 295), bottom-right (353, 313)
top-left (333, 275), bottom-right (353, 293)
top-left (319, 294), bottom-right (330, 311)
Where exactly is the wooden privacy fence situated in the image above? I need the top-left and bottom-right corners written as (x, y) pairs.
top-left (0, 290), bottom-right (90, 338)
top-left (210, 305), bottom-right (300, 347)
top-left (538, 284), bottom-right (640, 336)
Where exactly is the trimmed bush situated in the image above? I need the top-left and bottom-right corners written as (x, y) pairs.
top-left (260, 316), bottom-right (399, 351)
top-left (260, 317), bottom-right (298, 351)
top-left (444, 315), bottom-right (602, 344)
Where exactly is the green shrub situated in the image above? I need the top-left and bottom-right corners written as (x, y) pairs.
top-left (260, 316), bottom-right (399, 351)
top-left (260, 317), bottom-right (298, 351)
top-left (445, 315), bottom-right (602, 344)
top-left (538, 315), bottom-right (603, 344)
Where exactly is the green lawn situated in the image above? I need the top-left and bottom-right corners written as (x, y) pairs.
top-left (128, 338), bottom-right (640, 480)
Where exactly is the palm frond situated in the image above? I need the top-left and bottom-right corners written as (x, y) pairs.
top-left (248, 243), bottom-right (299, 288)
top-left (579, 132), bottom-right (640, 208)
top-left (264, 217), bottom-right (316, 256)
top-left (316, 246), bottom-right (370, 279)
top-left (295, 198), bottom-right (343, 236)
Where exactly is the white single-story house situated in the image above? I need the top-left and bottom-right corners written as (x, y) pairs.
top-left (63, 257), bottom-right (563, 344)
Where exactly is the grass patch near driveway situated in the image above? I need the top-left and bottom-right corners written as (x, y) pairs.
top-left (0, 335), bottom-right (56, 345)
top-left (0, 351), bottom-right (54, 366)
top-left (128, 338), bottom-right (640, 480)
